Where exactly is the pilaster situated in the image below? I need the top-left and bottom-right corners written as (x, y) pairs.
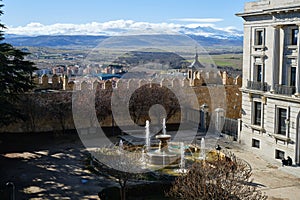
top-left (270, 25), bottom-right (279, 93)
top-left (295, 24), bottom-right (300, 96)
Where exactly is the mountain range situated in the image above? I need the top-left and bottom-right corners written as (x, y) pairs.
top-left (3, 25), bottom-right (243, 48)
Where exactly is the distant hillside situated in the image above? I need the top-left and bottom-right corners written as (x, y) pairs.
top-left (4, 34), bottom-right (243, 48)
top-left (4, 35), bottom-right (109, 48)
top-left (115, 51), bottom-right (189, 69)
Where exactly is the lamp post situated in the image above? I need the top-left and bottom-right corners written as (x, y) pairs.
top-left (215, 108), bottom-right (224, 137)
top-left (200, 103), bottom-right (209, 132)
top-left (215, 144), bottom-right (222, 160)
top-left (6, 182), bottom-right (15, 200)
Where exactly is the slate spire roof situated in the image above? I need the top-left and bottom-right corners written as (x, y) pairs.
top-left (188, 49), bottom-right (205, 69)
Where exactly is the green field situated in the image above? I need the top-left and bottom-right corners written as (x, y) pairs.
top-left (188, 53), bottom-right (243, 70)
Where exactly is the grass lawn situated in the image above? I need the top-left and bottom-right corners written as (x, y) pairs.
top-left (187, 53), bottom-right (242, 70)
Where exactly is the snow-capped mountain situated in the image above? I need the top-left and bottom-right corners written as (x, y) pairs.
top-left (179, 25), bottom-right (243, 40)
top-left (4, 22), bottom-right (243, 47)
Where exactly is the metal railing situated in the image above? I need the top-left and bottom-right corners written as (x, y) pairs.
top-left (221, 118), bottom-right (238, 141)
top-left (247, 80), bottom-right (269, 91)
top-left (274, 84), bottom-right (295, 96)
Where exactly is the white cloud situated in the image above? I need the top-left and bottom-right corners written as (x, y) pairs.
top-left (170, 18), bottom-right (224, 23)
top-left (5, 20), bottom-right (241, 37)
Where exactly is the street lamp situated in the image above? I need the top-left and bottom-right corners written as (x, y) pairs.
top-left (6, 182), bottom-right (15, 200)
top-left (215, 144), bottom-right (222, 160)
top-left (200, 103), bottom-right (209, 131)
top-left (215, 108), bottom-right (224, 137)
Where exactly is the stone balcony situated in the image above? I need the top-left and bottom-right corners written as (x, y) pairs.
top-left (247, 80), bottom-right (269, 92)
top-left (274, 84), bottom-right (296, 96)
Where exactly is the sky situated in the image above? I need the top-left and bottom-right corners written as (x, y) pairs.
top-left (0, 0), bottom-right (253, 36)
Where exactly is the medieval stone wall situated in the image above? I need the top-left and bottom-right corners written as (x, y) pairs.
top-left (1, 71), bottom-right (242, 133)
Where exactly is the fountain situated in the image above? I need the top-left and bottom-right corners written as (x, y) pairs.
top-left (146, 118), bottom-right (178, 166)
top-left (141, 119), bottom-right (218, 170)
top-left (93, 119), bottom-right (223, 177)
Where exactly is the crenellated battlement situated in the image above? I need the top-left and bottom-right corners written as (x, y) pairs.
top-left (34, 70), bottom-right (242, 92)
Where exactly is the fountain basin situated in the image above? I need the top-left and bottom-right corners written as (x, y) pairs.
top-left (155, 134), bottom-right (171, 150)
top-left (155, 134), bottom-right (171, 140)
top-left (146, 151), bottom-right (178, 166)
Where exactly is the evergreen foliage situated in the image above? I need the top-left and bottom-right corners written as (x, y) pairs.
top-left (0, 2), bottom-right (37, 125)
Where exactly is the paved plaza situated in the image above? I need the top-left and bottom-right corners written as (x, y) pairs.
top-left (219, 140), bottom-right (300, 200)
top-left (0, 133), bottom-right (300, 199)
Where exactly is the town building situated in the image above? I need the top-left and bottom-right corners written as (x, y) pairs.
top-left (237, 0), bottom-right (300, 165)
top-left (52, 65), bottom-right (66, 75)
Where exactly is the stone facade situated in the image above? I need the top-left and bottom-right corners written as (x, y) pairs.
top-left (237, 0), bottom-right (300, 165)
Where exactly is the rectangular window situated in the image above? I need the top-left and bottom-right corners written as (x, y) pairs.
top-left (256, 65), bottom-right (262, 82)
top-left (188, 71), bottom-right (192, 79)
top-left (275, 149), bottom-right (285, 160)
top-left (252, 139), bottom-right (260, 148)
top-left (254, 102), bottom-right (262, 126)
top-left (290, 67), bottom-right (296, 87)
top-left (255, 30), bottom-right (264, 46)
top-left (277, 108), bottom-right (287, 135)
top-left (291, 28), bottom-right (299, 45)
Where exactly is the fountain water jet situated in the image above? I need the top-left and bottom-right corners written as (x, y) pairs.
top-left (145, 120), bottom-right (150, 152)
top-left (155, 118), bottom-right (171, 151)
top-left (173, 142), bottom-right (188, 173)
top-left (180, 142), bottom-right (185, 169)
top-left (199, 138), bottom-right (206, 160)
top-left (119, 139), bottom-right (124, 152)
top-left (162, 118), bottom-right (166, 135)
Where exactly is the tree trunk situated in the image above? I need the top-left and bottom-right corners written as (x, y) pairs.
top-left (120, 186), bottom-right (126, 200)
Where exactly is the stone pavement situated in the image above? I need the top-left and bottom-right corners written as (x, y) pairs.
top-left (1, 133), bottom-right (300, 199)
top-left (219, 139), bottom-right (300, 200)
top-left (0, 133), bottom-right (113, 200)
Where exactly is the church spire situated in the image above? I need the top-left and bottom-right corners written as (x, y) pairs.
top-left (195, 46), bottom-right (198, 60)
top-left (188, 46), bottom-right (205, 69)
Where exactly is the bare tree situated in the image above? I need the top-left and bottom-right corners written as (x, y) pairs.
top-left (128, 84), bottom-right (181, 125)
top-left (94, 146), bottom-right (145, 200)
top-left (167, 151), bottom-right (267, 200)
top-left (95, 89), bottom-right (113, 124)
top-left (50, 94), bottom-right (72, 133)
top-left (22, 94), bottom-right (41, 132)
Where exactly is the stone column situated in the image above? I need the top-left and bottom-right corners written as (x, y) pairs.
top-left (295, 25), bottom-right (300, 96)
top-left (270, 25), bottom-right (279, 93)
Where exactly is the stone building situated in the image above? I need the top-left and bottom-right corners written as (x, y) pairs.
top-left (237, 0), bottom-right (300, 165)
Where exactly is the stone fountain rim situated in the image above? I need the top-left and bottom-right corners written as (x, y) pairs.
top-left (155, 134), bottom-right (171, 139)
top-left (146, 151), bottom-right (178, 156)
